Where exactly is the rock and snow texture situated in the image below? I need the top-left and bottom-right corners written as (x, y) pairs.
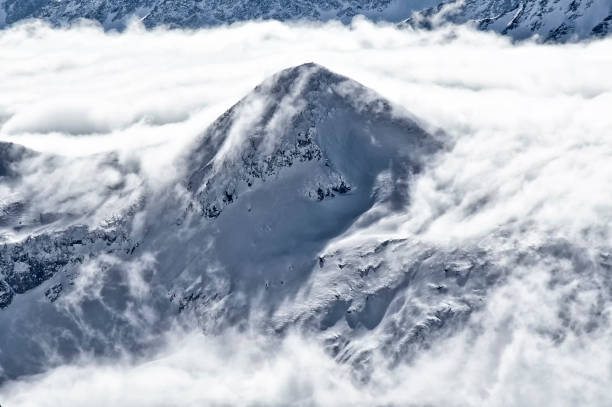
top-left (0, 0), bottom-right (438, 29)
top-left (184, 63), bottom-right (440, 219)
top-left (2, 0), bottom-right (611, 41)
top-left (406, 0), bottom-right (612, 41)
top-left (0, 0), bottom-right (612, 42)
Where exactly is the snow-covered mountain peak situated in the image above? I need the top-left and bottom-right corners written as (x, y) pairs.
top-left (184, 63), bottom-right (441, 220)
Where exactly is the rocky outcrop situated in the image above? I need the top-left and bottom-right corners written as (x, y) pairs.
top-left (0, 224), bottom-right (134, 308)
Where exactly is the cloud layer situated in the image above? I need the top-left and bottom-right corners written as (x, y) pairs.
top-left (1, 19), bottom-right (612, 407)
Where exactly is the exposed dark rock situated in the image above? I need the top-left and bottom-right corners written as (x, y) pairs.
top-left (44, 283), bottom-right (63, 303)
top-left (0, 280), bottom-right (13, 309)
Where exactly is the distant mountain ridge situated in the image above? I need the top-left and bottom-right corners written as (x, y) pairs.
top-left (0, 0), bottom-right (430, 29)
top-left (1, 0), bottom-right (611, 41)
top-left (405, 0), bottom-right (612, 41)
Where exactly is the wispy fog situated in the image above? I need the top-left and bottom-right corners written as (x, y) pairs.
top-left (0, 19), bottom-right (611, 406)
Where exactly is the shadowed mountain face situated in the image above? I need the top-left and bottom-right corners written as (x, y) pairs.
top-left (0, 63), bottom-right (447, 380)
top-left (405, 0), bottom-right (612, 42)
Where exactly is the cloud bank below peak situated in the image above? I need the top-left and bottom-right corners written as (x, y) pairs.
top-left (0, 20), bottom-right (612, 406)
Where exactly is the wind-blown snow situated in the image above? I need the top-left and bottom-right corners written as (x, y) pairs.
top-left (1, 20), bottom-right (612, 407)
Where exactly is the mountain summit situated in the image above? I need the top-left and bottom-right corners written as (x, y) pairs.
top-left (0, 63), bottom-right (445, 380)
top-left (184, 63), bottom-right (441, 222)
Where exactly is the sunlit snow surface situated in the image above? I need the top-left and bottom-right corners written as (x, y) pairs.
top-left (1, 20), bottom-right (612, 406)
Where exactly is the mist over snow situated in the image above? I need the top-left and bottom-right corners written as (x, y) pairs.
top-left (1, 18), bottom-right (612, 407)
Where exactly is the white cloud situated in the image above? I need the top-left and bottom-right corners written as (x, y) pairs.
top-left (0, 18), bottom-right (612, 407)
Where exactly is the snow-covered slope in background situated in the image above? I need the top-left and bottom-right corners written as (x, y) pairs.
top-left (0, 0), bottom-right (439, 30)
top-left (406, 0), bottom-right (612, 41)
top-left (2, 0), bottom-right (611, 41)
